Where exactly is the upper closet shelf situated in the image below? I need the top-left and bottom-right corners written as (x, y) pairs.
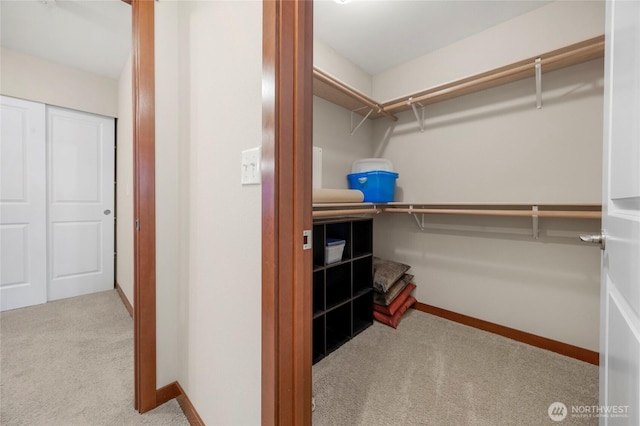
top-left (313, 68), bottom-right (397, 121)
top-left (382, 35), bottom-right (605, 114)
top-left (312, 35), bottom-right (604, 121)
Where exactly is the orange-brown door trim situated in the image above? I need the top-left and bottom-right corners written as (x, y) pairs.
top-left (132, 0), bottom-right (156, 413)
top-left (262, 0), bottom-right (314, 424)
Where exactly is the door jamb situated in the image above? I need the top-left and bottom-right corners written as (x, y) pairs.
top-left (131, 0), bottom-right (156, 413)
top-left (262, 1), bottom-right (314, 424)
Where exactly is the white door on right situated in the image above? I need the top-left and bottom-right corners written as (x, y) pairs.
top-left (600, 1), bottom-right (640, 425)
top-left (47, 106), bottom-right (115, 301)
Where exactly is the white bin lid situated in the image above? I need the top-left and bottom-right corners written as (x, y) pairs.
top-left (351, 158), bottom-right (393, 173)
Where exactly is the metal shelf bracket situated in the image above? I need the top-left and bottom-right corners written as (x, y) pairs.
top-left (535, 58), bottom-right (542, 109)
top-left (350, 106), bottom-right (374, 135)
top-left (408, 206), bottom-right (426, 231)
top-left (408, 97), bottom-right (425, 132)
top-left (532, 205), bottom-right (539, 239)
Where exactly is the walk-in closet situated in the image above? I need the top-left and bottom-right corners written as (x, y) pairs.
top-left (310, 1), bottom-right (616, 423)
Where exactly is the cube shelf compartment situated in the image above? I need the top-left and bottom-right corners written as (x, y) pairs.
top-left (312, 217), bottom-right (373, 364)
top-left (326, 263), bottom-right (351, 309)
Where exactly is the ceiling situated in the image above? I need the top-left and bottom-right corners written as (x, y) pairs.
top-left (1, 0), bottom-right (131, 79)
top-left (1, 0), bottom-right (551, 80)
top-left (314, 0), bottom-right (552, 75)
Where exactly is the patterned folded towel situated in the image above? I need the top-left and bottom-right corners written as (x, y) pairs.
top-left (373, 257), bottom-right (411, 293)
top-left (373, 273), bottom-right (413, 304)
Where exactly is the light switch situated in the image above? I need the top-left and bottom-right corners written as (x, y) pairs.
top-left (241, 146), bottom-right (261, 185)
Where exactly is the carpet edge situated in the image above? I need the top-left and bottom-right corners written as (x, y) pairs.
top-left (413, 301), bottom-right (599, 365)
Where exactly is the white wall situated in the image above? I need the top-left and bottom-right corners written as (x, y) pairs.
top-left (313, 96), bottom-right (373, 189)
top-left (368, 10), bottom-right (604, 350)
top-left (373, 212), bottom-right (602, 350)
top-left (155, 3), bottom-right (181, 388)
top-left (314, 38), bottom-right (372, 97)
top-left (116, 54), bottom-right (134, 306)
top-left (155, 1), bottom-right (262, 423)
top-left (0, 47), bottom-right (118, 117)
top-left (312, 39), bottom-right (376, 190)
top-left (375, 60), bottom-right (604, 204)
top-left (373, 0), bottom-right (605, 102)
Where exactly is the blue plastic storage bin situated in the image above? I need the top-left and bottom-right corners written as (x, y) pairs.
top-left (347, 170), bottom-right (399, 203)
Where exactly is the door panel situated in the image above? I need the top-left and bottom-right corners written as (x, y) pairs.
top-left (600, 0), bottom-right (640, 424)
top-left (50, 116), bottom-right (102, 203)
top-left (1, 225), bottom-right (28, 284)
top-left (605, 215), bottom-right (640, 318)
top-left (47, 106), bottom-right (114, 301)
top-left (1, 105), bottom-right (28, 201)
top-left (0, 96), bottom-right (47, 311)
top-left (606, 289), bottom-right (639, 426)
top-left (608, 0), bottom-right (640, 201)
top-left (52, 221), bottom-right (102, 277)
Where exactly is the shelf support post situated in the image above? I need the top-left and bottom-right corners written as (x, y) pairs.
top-left (350, 107), bottom-right (374, 135)
top-left (412, 213), bottom-right (426, 231)
top-left (535, 58), bottom-right (542, 109)
top-left (408, 97), bottom-right (425, 132)
top-left (532, 205), bottom-right (539, 239)
top-left (408, 205), bottom-right (426, 231)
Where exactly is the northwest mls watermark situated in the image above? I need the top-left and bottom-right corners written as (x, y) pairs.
top-left (548, 402), bottom-right (630, 422)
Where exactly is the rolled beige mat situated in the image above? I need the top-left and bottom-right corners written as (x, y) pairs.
top-left (313, 188), bottom-right (364, 203)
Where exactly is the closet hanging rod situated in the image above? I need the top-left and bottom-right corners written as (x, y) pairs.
top-left (382, 35), bottom-right (605, 113)
top-left (385, 208), bottom-right (601, 220)
top-left (385, 201), bottom-right (602, 207)
top-left (313, 68), bottom-right (398, 122)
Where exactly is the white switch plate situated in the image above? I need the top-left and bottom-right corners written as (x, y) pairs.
top-left (241, 146), bottom-right (261, 185)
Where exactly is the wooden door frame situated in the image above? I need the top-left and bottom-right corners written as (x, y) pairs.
top-left (262, 0), bottom-right (314, 424)
top-left (131, 0), bottom-right (156, 413)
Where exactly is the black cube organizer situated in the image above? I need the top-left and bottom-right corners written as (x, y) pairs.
top-left (312, 217), bottom-right (373, 364)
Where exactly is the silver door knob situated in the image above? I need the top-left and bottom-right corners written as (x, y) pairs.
top-left (579, 232), bottom-right (605, 249)
top-left (104, 209), bottom-right (112, 215)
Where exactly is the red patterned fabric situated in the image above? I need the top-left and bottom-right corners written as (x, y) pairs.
top-left (373, 283), bottom-right (416, 316)
top-left (373, 296), bottom-right (416, 329)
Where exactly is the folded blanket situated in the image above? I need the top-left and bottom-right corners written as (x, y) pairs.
top-left (373, 274), bottom-right (413, 305)
top-left (374, 283), bottom-right (416, 316)
top-left (373, 296), bottom-right (416, 329)
top-left (312, 188), bottom-right (364, 203)
top-left (373, 257), bottom-right (411, 293)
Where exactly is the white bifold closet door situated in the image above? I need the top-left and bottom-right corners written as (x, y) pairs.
top-left (0, 97), bottom-right (114, 311)
top-left (0, 96), bottom-right (47, 311)
top-left (47, 106), bottom-right (114, 301)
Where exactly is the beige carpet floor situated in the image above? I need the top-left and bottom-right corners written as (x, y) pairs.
top-left (313, 309), bottom-right (599, 426)
top-left (2, 292), bottom-right (600, 425)
top-left (0, 290), bottom-right (188, 426)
